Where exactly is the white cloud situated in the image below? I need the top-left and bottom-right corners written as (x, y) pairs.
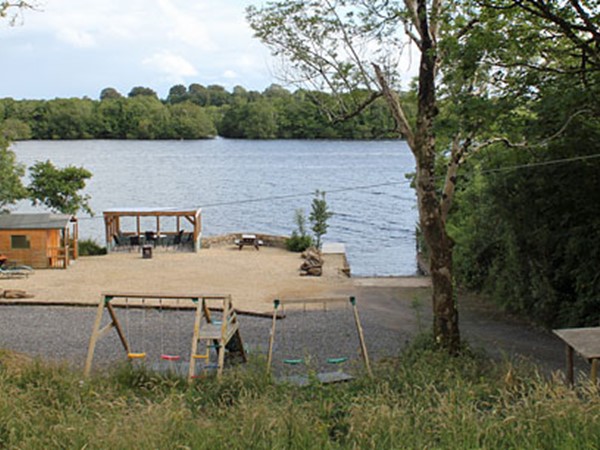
top-left (56, 28), bottom-right (96, 48)
top-left (157, 0), bottom-right (217, 51)
top-left (143, 51), bottom-right (198, 80)
top-left (0, 0), bottom-right (277, 98)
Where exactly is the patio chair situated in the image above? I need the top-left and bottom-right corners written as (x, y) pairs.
top-left (113, 233), bottom-right (129, 250)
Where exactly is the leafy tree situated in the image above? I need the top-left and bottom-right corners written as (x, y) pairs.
top-left (100, 87), bottom-right (123, 100)
top-left (28, 160), bottom-right (93, 215)
top-left (42, 98), bottom-right (96, 139)
top-left (446, 2), bottom-right (600, 328)
top-left (309, 190), bottom-right (333, 250)
top-left (166, 84), bottom-right (188, 104)
top-left (167, 101), bottom-right (217, 139)
top-left (0, 138), bottom-right (27, 212)
top-left (128, 86), bottom-right (158, 99)
top-left (1, 117), bottom-right (31, 140)
top-left (122, 95), bottom-right (169, 139)
top-left (96, 97), bottom-right (127, 138)
top-left (247, 0), bottom-right (465, 350)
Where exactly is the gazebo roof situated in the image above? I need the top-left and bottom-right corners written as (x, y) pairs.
top-left (103, 207), bottom-right (201, 217)
top-left (0, 213), bottom-right (74, 230)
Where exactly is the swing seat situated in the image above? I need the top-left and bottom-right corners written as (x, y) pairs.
top-left (160, 354), bottom-right (181, 361)
top-left (193, 352), bottom-right (209, 360)
top-left (127, 352), bottom-right (146, 359)
top-left (283, 358), bottom-right (304, 365)
top-left (327, 357), bottom-right (348, 365)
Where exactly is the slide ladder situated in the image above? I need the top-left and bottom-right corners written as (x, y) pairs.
top-left (188, 295), bottom-right (246, 380)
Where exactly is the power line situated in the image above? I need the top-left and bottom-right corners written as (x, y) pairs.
top-left (476, 152), bottom-right (600, 175)
top-left (75, 150), bottom-right (600, 221)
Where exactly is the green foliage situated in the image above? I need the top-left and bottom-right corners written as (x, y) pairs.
top-left (0, 118), bottom-right (32, 140)
top-left (0, 82), bottom-right (399, 141)
top-left (28, 160), bottom-right (93, 215)
top-left (0, 138), bottom-right (27, 212)
top-left (0, 344), bottom-right (599, 448)
top-left (286, 232), bottom-right (313, 252)
top-left (78, 239), bottom-right (107, 256)
top-left (286, 208), bottom-right (313, 252)
top-left (309, 190), bottom-right (333, 249)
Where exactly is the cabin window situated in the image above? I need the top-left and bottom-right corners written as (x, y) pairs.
top-left (11, 235), bottom-right (31, 249)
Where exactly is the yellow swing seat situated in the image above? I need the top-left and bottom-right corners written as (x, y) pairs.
top-left (127, 352), bottom-right (147, 359)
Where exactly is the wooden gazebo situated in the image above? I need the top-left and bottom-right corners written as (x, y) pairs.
top-left (0, 213), bottom-right (78, 269)
top-left (103, 207), bottom-right (202, 252)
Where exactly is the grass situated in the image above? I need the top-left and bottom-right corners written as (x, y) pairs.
top-left (0, 340), bottom-right (599, 449)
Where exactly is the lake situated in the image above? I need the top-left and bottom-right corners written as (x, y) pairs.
top-left (11, 139), bottom-right (418, 276)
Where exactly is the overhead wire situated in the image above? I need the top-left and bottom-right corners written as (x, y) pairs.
top-left (73, 150), bottom-right (600, 222)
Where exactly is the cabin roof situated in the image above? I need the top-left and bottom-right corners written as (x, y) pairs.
top-left (0, 213), bottom-right (74, 230)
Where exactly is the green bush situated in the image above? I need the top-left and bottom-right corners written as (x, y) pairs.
top-left (78, 238), bottom-right (107, 256)
top-left (286, 208), bottom-right (313, 252)
top-left (285, 231), bottom-right (313, 252)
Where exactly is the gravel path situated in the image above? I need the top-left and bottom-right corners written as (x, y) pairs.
top-left (0, 286), bottom-right (591, 380)
top-left (0, 300), bottom-right (406, 377)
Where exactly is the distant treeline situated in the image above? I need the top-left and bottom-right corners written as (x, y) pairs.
top-left (0, 84), bottom-right (398, 140)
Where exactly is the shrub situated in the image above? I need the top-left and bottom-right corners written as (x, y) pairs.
top-left (286, 208), bottom-right (313, 252)
top-left (286, 231), bottom-right (313, 252)
top-left (78, 239), bottom-right (107, 256)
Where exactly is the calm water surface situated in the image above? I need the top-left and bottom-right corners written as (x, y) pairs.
top-left (12, 139), bottom-right (418, 276)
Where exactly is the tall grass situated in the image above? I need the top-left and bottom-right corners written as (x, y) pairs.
top-left (0, 340), bottom-right (598, 449)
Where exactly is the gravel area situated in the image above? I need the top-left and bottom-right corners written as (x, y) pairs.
top-left (0, 300), bottom-right (407, 377)
top-left (0, 285), bottom-right (592, 381)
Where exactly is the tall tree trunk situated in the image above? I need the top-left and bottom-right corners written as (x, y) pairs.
top-left (413, 0), bottom-right (460, 352)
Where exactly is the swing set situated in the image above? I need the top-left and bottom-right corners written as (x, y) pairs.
top-left (84, 292), bottom-right (246, 381)
top-left (266, 296), bottom-right (372, 383)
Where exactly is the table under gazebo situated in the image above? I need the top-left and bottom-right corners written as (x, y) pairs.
top-left (103, 207), bottom-right (202, 252)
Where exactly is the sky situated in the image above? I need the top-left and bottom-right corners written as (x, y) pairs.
top-left (0, 0), bottom-right (279, 100)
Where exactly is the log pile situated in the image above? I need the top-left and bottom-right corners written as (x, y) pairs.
top-left (300, 247), bottom-right (323, 276)
top-left (0, 289), bottom-right (34, 299)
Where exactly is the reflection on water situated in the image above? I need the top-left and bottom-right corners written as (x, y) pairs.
top-left (12, 139), bottom-right (418, 276)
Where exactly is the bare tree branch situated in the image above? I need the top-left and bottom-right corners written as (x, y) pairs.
top-left (373, 63), bottom-right (415, 148)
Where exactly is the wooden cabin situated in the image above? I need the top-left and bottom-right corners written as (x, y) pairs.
top-left (103, 207), bottom-right (202, 252)
top-left (0, 213), bottom-right (79, 269)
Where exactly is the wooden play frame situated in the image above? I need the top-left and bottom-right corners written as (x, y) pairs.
top-left (84, 292), bottom-right (246, 381)
top-left (266, 296), bottom-right (372, 380)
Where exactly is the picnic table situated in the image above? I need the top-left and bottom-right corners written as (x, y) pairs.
top-left (235, 234), bottom-right (263, 250)
top-left (553, 327), bottom-right (600, 385)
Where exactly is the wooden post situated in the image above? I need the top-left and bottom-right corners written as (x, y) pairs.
top-left (350, 296), bottom-right (372, 377)
top-left (84, 297), bottom-right (109, 377)
top-left (64, 227), bottom-right (70, 268)
top-left (266, 299), bottom-right (279, 374)
top-left (216, 296), bottom-right (231, 379)
top-left (188, 298), bottom-right (203, 381)
top-left (72, 217), bottom-right (79, 260)
top-left (107, 302), bottom-right (130, 353)
top-left (591, 358), bottom-right (598, 385)
top-left (566, 344), bottom-right (574, 385)
top-left (104, 215), bottom-right (111, 250)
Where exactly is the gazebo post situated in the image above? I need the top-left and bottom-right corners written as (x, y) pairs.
top-left (72, 217), bottom-right (79, 260)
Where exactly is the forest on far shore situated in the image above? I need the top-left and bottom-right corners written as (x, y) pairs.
top-left (0, 84), bottom-right (399, 141)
